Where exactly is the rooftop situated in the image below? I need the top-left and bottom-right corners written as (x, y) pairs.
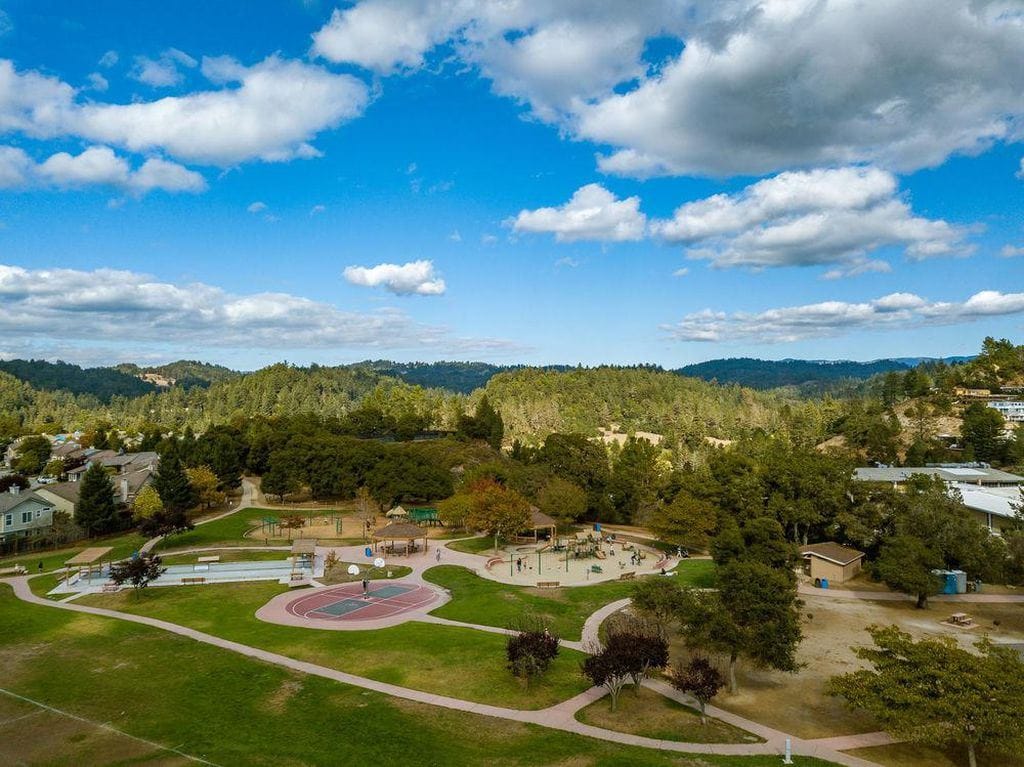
top-left (854, 466), bottom-right (1024, 486)
top-left (801, 542), bottom-right (865, 566)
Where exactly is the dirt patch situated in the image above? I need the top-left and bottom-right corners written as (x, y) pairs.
top-left (678, 594), bottom-right (1024, 740)
top-left (263, 676), bottom-right (304, 713)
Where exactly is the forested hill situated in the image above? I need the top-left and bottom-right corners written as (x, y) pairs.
top-left (675, 357), bottom-right (914, 389)
top-left (0, 359), bottom-right (158, 402)
top-left (115, 360), bottom-right (240, 388)
top-left (481, 366), bottom-right (829, 445)
top-left (355, 361), bottom-right (573, 393)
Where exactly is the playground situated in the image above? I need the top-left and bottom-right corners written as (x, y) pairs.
top-left (248, 509), bottom-right (448, 543)
top-left (481, 532), bottom-right (672, 587)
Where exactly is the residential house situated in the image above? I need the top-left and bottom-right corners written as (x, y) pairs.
top-left (854, 465), bottom-right (1024, 488)
top-left (0, 487), bottom-right (54, 548)
top-left (987, 401), bottom-right (1024, 424)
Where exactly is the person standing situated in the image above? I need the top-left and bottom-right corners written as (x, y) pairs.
top-left (362, 578), bottom-right (369, 599)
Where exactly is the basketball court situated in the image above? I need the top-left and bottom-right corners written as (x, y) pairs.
top-left (283, 581), bottom-right (440, 623)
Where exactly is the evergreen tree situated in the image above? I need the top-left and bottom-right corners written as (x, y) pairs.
top-left (76, 462), bottom-right (119, 536)
top-left (152, 448), bottom-right (197, 514)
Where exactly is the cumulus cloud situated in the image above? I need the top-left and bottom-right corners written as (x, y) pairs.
top-left (314, 0), bottom-right (1024, 177)
top-left (1001, 244), bottom-right (1024, 258)
top-left (131, 48), bottom-right (198, 88)
top-left (0, 144), bottom-right (205, 194)
top-left (247, 201), bottom-right (267, 214)
top-left (98, 51), bottom-right (119, 68)
top-left (0, 146), bottom-right (32, 187)
top-left (652, 167), bottom-right (971, 271)
top-left (343, 260), bottom-right (446, 296)
top-left (510, 183), bottom-right (646, 242)
top-left (310, 204), bottom-right (326, 216)
top-left (0, 56), bottom-right (369, 167)
top-left (86, 72), bottom-right (109, 92)
top-left (0, 264), bottom-right (507, 355)
top-left (664, 290), bottom-right (1024, 344)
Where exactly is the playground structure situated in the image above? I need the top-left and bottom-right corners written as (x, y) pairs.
top-left (484, 530), bottom-right (669, 587)
top-left (250, 510), bottom-right (444, 543)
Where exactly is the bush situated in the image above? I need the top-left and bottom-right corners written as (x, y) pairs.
top-left (506, 617), bottom-right (560, 686)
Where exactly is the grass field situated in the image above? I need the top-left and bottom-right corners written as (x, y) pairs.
top-left (0, 587), bottom-right (836, 767)
top-left (424, 561), bottom-right (717, 641)
top-left (446, 536), bottom-right (499, 555)
top-left (576, 687), bottom-right (762, 744)
top-left (78, 581), bottom-right (587, 709)
top-left (0, 530), bottom-right (148, 574)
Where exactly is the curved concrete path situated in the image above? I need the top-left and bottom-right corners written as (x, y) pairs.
top-left (2, 575), bottom-right (885, 766)
top-left (140, 478), bottom-right (257, 555)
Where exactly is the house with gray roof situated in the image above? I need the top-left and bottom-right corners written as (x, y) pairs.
top-left (0, 487), bottom-right (55, 549)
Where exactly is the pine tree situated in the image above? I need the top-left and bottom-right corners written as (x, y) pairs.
top-left (152, 448), bottom-right (197, 514)
top-left (76, 463), bottom-right (119, 536)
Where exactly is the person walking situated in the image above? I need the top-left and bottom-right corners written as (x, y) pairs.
top-left (362, 578), bottom-right (369, 599)
top-left (435, 548), bottom-right (442, 563)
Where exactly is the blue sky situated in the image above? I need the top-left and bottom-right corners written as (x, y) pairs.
top-left (0, 0), bottom-right (1022, 370)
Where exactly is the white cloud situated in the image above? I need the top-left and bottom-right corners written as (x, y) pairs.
top-left (247, 201), bottom-right (267, 214)
top-left (555, 256), bottom-right (579, 268)
top-left (0, 144), bottom-right (205, 194)
top-left (0, 146), bottom-right (32, 187)
top-left (672, 267), bottom-right (689, 277)
top-left (343, 259), bottom-right (446, 296)
top-left (87, 72), bottom-right (109, 92)
top-left (652, 167), bottom-right (971, 271)
top-left (510, 183), bottom-right (646, 242)
top-left (1018, 158), bottom-right (1024, 180)
top-left (0, 10), bottom-right (12, 37)
top-left (98, 51), bottom-right (119, 68)
top-left (129, 157), bottom-right (206, 193)
top-left (314, 1), bottom-right (1024, 178)
top-left (38, 145), bottom-right (131, 187)
top-left (131, 48), bottom-right (198, 88)
top-left (310, 204), bottom-right (326, 216)
top-left (1002, 244), bottom-right (1024, 258)
top-left (448, 229), bottom-right (462, 242)
top-left (481, 234), bottom-right (498, 245)
top-left (0, 56), bottom-right (369, 167)
top-left (0, 263), bottom-right (507, 354)
top-left (664, 290), bottom-right (1024, 344)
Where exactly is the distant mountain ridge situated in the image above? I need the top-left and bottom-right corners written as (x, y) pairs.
top-left (0, 359), bottom-right (158, 402)
top-left (674, 356), bottom-right (970, 389)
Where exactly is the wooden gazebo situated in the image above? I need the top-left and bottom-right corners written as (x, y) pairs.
top-left (372, 522), bottom-right (428, 556)
top-left (64, 546), bottom-right (113, 583)
top-left (523, 507), bottom-right (557, 543)
top-left (290, 538), bottom-right (317, 578)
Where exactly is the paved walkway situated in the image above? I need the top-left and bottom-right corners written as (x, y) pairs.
top-left (140, 478), bottom-right (256, 555)
top-left (2, 574), bottom-right (888, 766)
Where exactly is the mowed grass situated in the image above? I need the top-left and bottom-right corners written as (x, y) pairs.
top-left (78, 581), bottom-right (585, 709)
top-left (0, 587), bottom-right (834, 767)
top-left (446, 535), bottom-right (500, 555)
top-left (0, 529), bottom-right (148, 574)
top-left (154, 507), bottom-right (287, 551)
top-left (424, 560), bottom-right (717, 641)
top-left (576, 686), bottom-right (762, 744)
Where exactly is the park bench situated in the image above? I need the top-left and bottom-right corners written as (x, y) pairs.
top-left (181, 577), bottom-right (205, 585)
top-left (619, 571), bottom-right (636, 581)
top-left (101, 584), bottom-right (120, 593)
top-left (197, 556), bottom-right (220, 563)
top-left (590, 564), bottom-right (603, 574)
top-left (536, 581), bottom-right (560, 588)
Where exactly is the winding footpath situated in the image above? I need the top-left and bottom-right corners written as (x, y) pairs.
top-left (1, 482), bottom-right (893, 766)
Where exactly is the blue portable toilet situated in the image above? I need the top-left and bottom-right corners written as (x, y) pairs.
top-left (933, 569), bottom-right (959, 594)
top-left (365, 546), bottom-right (373, 558)
top-left (821, 578), bottom-right (829, 590)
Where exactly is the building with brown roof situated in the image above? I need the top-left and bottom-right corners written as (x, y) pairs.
top-left (800, 542), bottom-right (865, 585)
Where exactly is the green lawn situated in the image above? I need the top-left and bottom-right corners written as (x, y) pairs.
top-left (154, 507), bottom-right (285, 551)
top-left (424, 560), bottom-right (717, 641)
top-left (78, 581), bottom-right (586, 709)
top-left (0, 530), bottom-right (148, 574)
top-left (445, 535), bottom-right (499, 555)
top-left (159, 548), bottom-right (289, 565)
top-left (0, 586), bottom-right (833, 767)
top-left (576, 687), bottom-right (762, 744)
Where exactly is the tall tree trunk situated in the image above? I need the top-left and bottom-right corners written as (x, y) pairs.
top-left (916, 592), bottom-right (928, 609)
top-left (968, 743), bottom-right (977, 767)
top-left (728, 652), bottom-right (738, 694)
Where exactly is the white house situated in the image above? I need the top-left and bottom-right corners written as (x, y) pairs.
top-left (987, 401), bottom-right (1024, 423)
